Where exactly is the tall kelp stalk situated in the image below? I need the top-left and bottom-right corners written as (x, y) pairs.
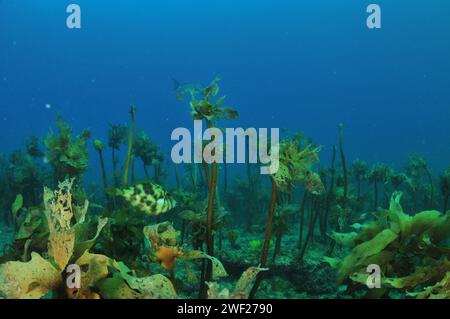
top-left (189, 161), bottom-right (198, 189)
top-left (176, 77), bottom-right (239, 297)
top-left (202, 120), bottom-right (219, 297)
top-left (249, 177), bottom-right (277, 298)
top-left (298, 191), bottom-right (308, 249)
top-left (246, 161), bottom-right (254, 230)
top-left (131, 154), bottom-right (136, 184)
top-left (323, 145), bottom-right (336, 235)
top-left (373, 177), bottom-right (379, 210)
top-left (404, 155), bottom-right (435, 212)
top-left (203, 160), bottom-right (210, 190)
top-left (440, 167), bottom-right (450, 212)
top-left (424, 166), bottom-right (434, 208)
top-left (299, 196), bottom-right (319, 260)
top-left (368, 163), bottom-right (392, 211)
top-left (250, 138), bottom-right (324, 298)
top-left (328, 124), bottom-right (348, 255)
top-left (215, 168), bottom-right (221, 209)
top-left (174, 163), bottom-right (182, 189)
top-left (245, 133), bottom-right (259, 230)
top-left (198, 163), bottom-right (206, 192)
top-left (112, 147), bottom-right (118, 187)
top-left (133, 130), bottom-right (161, 183)
top-left (206, 120), bottom-right (218, 258)
top-left (339, 123), bottom-right (348, 211)
top-left (368, 166), bottom-right (381, 211)
top-left (318, 166), bottom-right (327, 237)
top-left (123, 106), bottom-right (136, 187)
top-left (143, 164), bottom-right (150, 178)
top-left (108, 123), bottom-right (128, 188)
top-left (351, 159), bottom-right (368, 201)
top-left (93, 139), bottom-right (108, 191)
top-left (154, 161), bottom-right (162, 184)
top-left (11, 194), bottom-right (23, 237)
top-left (223, 150), bottom-right (228, 204)
top-left (408, 155), bottom-right (435, 209)
top-left (444, 194), bottom-right (449, 213)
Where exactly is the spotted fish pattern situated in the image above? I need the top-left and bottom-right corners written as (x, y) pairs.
top-left (116, 182), bottom-right (176, 216)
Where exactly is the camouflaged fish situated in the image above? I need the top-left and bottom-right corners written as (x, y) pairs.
top-left (111, 182), bottom-right (176, 216)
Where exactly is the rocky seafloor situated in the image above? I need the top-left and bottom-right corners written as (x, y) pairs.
top-left (216, 231), bottom-right (346, 299)
top-left (0, 216), bottom-right (344, 299)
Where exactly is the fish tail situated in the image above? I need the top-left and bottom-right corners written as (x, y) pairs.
top-left (105, 188), bottom-right (123, 197)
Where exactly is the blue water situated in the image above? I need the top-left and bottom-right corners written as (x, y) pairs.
top-left (1, 0), bottom-right (449, 182)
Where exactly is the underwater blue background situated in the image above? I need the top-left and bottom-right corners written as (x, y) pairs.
top-left (1, 0), bottom-right (449, 182)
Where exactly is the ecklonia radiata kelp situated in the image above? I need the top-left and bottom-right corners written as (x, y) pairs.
top-left (0, 252), bottom-right (61, 299)
top-left (44, 179), bottom-right (77, 271)
top-left (336, 229), bottom-right (398, 282)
